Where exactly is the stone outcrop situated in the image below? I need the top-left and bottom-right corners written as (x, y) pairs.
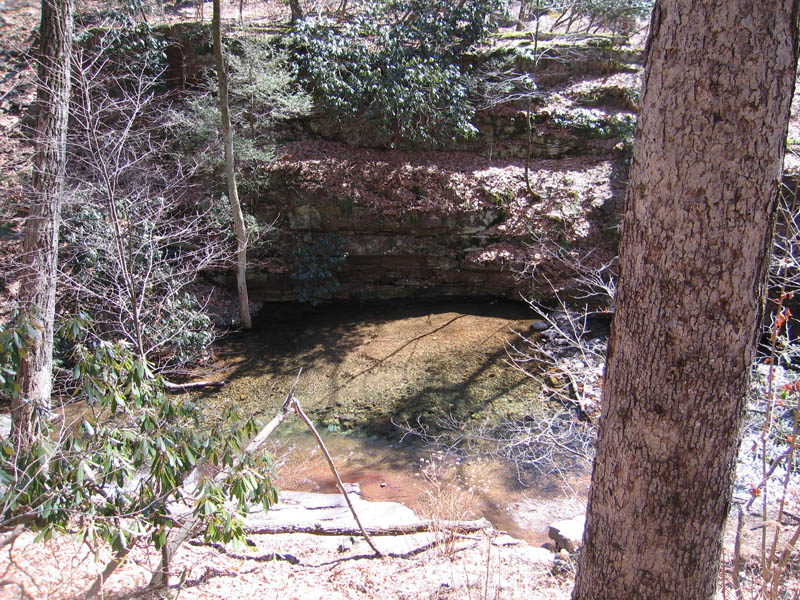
top-left (235, 142), bottom-right (623, 303)
top-left (157, 24), bottom-right (635, 303)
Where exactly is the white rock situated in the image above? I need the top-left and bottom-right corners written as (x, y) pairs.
top-left (515, 546), bottom-right (556, 565)
top-left (548, 514), bottom-right (585, 552)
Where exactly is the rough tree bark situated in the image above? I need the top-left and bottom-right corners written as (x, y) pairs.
top-left (13, 0), bottom-right (73, 449)
top-left (572, 2), bottom-right (800, 599)
top-left (212, 0), bottom-right (252, 329)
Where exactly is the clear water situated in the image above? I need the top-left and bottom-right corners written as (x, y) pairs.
top-left (202, 299), bottom-right (590, 544)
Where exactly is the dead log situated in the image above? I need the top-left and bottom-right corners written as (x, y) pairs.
top-left (163, 379), bottom-right (226, 392)
top-left (243, 518), bottom-right (493, 537)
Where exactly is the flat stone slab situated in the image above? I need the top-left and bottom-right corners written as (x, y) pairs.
top-left (243, 490), bottom-right (426, 532)
top-left (186, 488), bottom-right (555, 563)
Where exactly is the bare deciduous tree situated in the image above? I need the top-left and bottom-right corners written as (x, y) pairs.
top-left (62, 37), bottom-right (230, 371)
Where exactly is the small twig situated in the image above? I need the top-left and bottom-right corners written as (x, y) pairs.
top-left (781, 510), bottom-right (800, 523)
top-left (746, 446), bottom-right (795, 512)
top-left (732, 505), bottom-right (743, 595)
top-left (320, 539), bottom-right (477, 566)
top-left (0, 525), bottom-right (25, 549)
top-left (291, 396), bottom-right (384, 557)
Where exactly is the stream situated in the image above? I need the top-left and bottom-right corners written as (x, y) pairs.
top-left (202, 298), bottom-right (590, 544)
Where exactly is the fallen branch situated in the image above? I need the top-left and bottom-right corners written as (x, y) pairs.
top-left (193, 536), bottom-right (477, 565)
top-left (188, 540), bottom-right (300, 564)
top-left (83, 548), bottom-right (130, 599)
top-left (322, 539), bottom-right (480, 563)
top-left (154, 375), bottom-right (301, 586)
top-left (245, 383), bottom-right (298, 454)
top-left (243, 518), bottom-right (493, 537)
top-left (86, 369), bottom-right (393, 594)
top-left (89, 374), bottom-right (302, 595)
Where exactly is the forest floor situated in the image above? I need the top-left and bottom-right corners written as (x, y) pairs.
top-left (0, 525), bottom-right (574, 600)
top-left (0, 490), bottom-right (794, 600)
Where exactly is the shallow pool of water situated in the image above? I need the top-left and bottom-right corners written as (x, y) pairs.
top-left (203, 298), bottom-right (590, 544)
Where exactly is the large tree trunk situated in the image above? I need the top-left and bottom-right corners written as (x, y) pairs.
top-left (572, 2), bottom-right (800, 599)
top-left (13, 0), bottom-right (73, 449)
top-left (212, 0), bottom-right (252, 330)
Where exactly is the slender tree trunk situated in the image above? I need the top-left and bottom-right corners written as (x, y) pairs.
top-left (212, 0), bottom-right (252, 330)
top-left (289, 0), bottom-right (303, 23)
top-left (13, 0), bottom-right (73, 449)
top-left (524, 98), bottom-right (533, 196)
top-left (518, 0), bottom-right (529, 21)
top-left (524, 0), bottom-right (540, 196)
top-left (572, 2), bottom-right (800, 599)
